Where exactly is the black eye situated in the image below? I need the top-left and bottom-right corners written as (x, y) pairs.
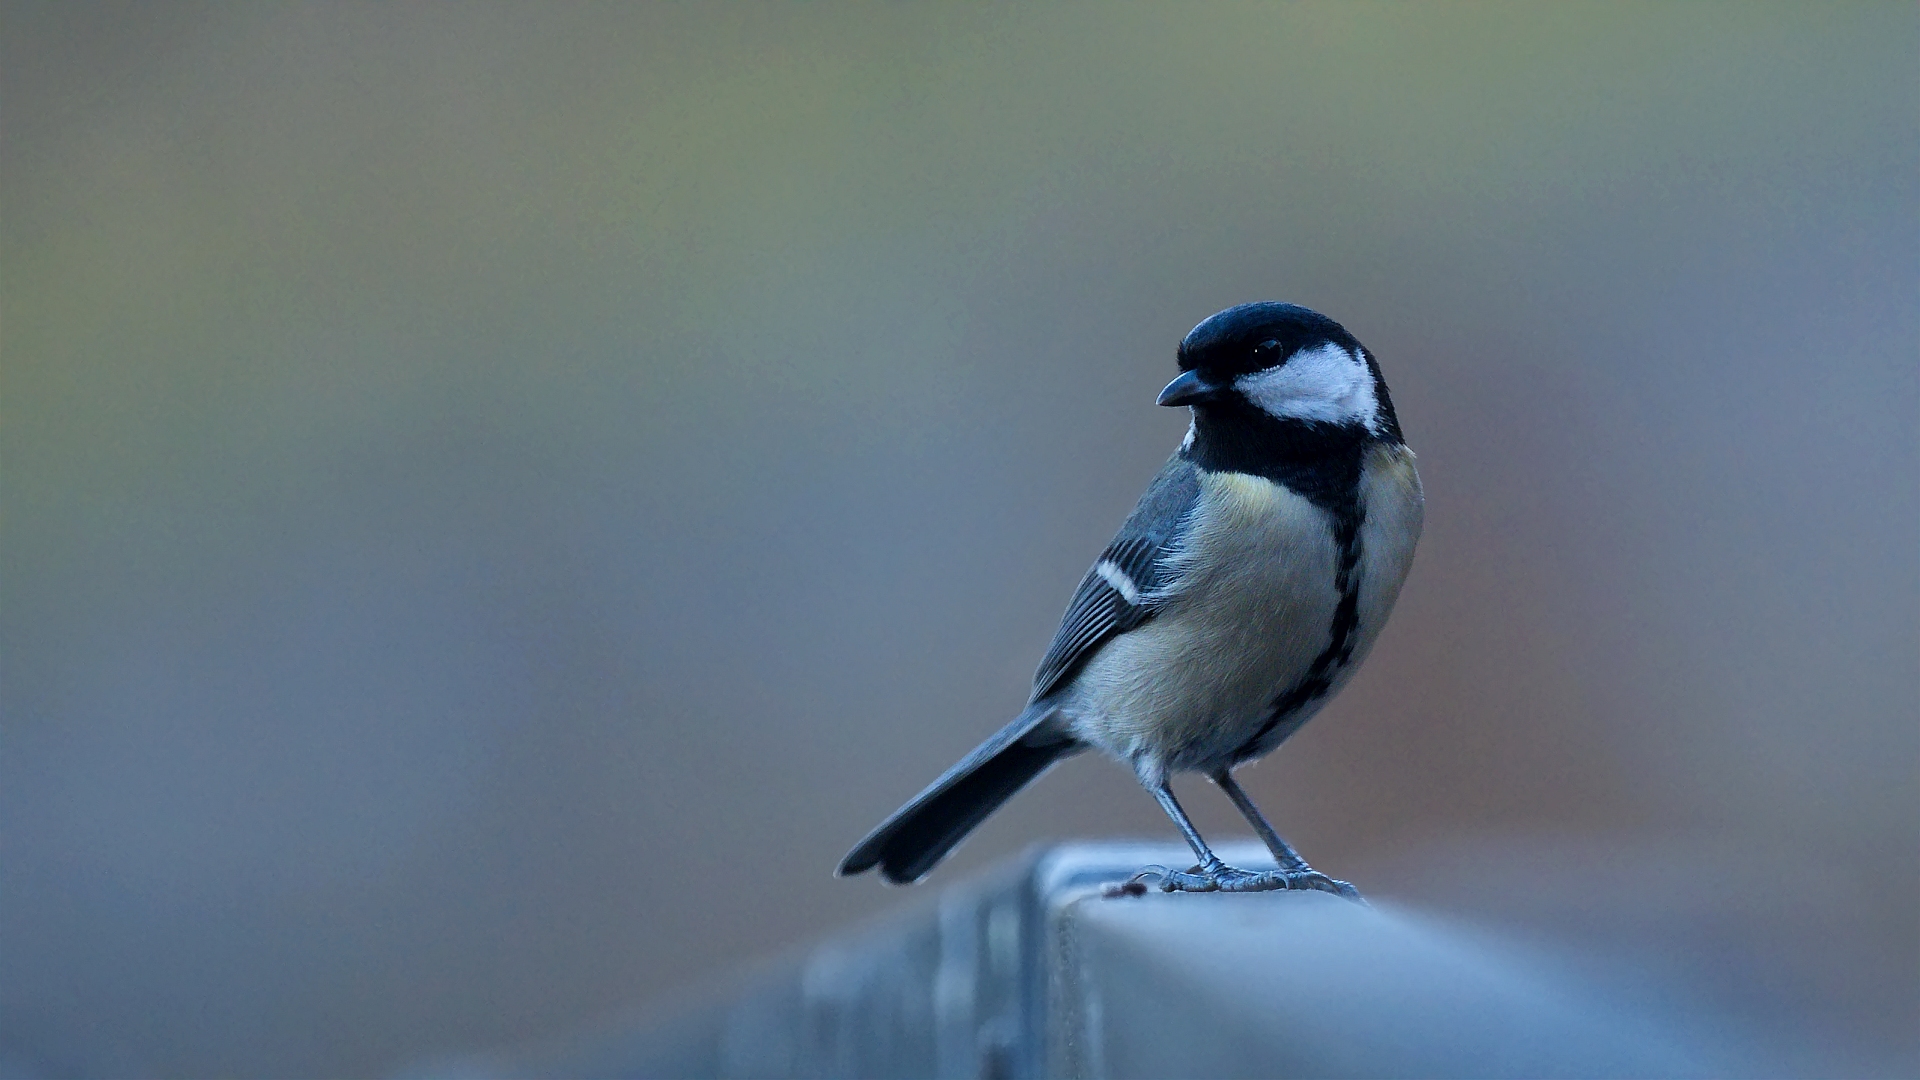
top-left (1252, 339), bottom-right (1282, 361)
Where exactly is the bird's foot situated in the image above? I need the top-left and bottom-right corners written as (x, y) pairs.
top-left (1111, 862), bottom-right (1364, 902)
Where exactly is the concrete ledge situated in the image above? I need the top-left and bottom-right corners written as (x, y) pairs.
top-left (438, 843), bottom-right (1743, 1078)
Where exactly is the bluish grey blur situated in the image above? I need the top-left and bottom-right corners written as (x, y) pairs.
top-left (2, 3), bottom-right (1913, 1077)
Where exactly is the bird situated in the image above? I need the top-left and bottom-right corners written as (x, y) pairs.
top-left (837, 302), bottom-right (1422, 897)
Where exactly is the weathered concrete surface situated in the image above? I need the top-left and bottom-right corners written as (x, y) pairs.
top-left (423, 843), bottom-right (1746, 1078)
top-left (1050, 888), bottom-right (1723, 1077)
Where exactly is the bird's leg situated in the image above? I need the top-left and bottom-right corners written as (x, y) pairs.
top-left (1211, 769), bottom-right (1312, 871)
top-left (1131, 779), bottom-right (1295, 894)
top-left (1103, 770), bottom-right (1362, 901)
top-left (1152, 780), bottom-right (1231, 876)
top-left (1209, 769), bottom-right (1363, 901)
top-left (1106, 780), bottom-right (1224, 896)
top-left (1104, 779), bottom-right (1226, 897)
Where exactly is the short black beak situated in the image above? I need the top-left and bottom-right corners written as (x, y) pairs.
top-left (1157, 369), bottom-right (1221, 407)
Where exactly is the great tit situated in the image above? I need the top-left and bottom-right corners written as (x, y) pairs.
top-left (838, 302), bottom-right (1422, 897)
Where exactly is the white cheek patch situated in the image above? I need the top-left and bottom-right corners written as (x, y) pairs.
top-left (1234, 343), bottom-right (1380, 432)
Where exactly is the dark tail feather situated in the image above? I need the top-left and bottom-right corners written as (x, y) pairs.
top-left (838, 705), bottom-right (1076, 884)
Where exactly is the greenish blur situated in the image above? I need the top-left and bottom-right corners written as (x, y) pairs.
top-left (3, 3), bottom-right (1914, 1076)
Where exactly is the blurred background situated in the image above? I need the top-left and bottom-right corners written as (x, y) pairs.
top-left (2, 2), bottom-right (1914, 1076)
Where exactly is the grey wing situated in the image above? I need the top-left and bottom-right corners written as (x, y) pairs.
top-left (1030, 454), bottom-right (1202, 700)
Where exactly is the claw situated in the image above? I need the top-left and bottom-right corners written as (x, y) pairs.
top-left (1103, 865), bottom-right (1170, 899)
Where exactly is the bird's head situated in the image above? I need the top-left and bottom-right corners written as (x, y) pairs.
top-left (1158, 302), bottom-right (1400, 443)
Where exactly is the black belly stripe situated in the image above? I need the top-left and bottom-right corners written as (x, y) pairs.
top-left (1233, 506), bottom-right (1364, 762)
top-left (1178, 403), bottom-right (1376, 763)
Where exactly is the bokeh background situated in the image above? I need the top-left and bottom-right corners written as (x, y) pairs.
top-left (3, 2), bottom-right (1914, 1076)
